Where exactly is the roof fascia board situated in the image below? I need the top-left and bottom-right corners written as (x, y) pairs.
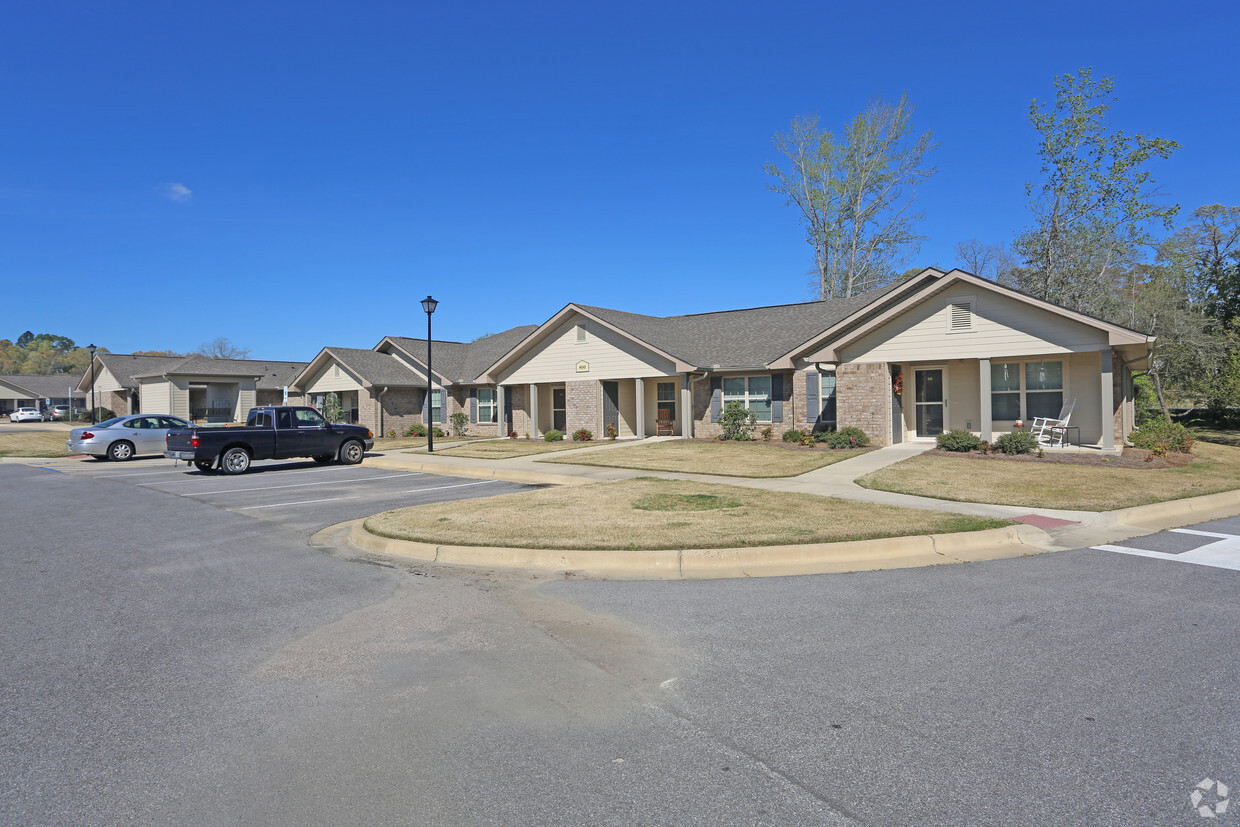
top-left (376, 338), bottom-right (450, 386)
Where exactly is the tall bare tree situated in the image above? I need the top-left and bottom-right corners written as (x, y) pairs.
top-left (954, 239), bottom-right (1017, 283)
top-left (196, 337), bottom-right (251, 360)
top-left (765, 93), bottom-right (937, 300)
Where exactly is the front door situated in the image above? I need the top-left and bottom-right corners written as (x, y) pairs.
top-left (602, 382), bottom-right (619, 436)
top-left (914, 368), bottom-right (944, 437)
top-left (552, 388), bottom-right (566, 432)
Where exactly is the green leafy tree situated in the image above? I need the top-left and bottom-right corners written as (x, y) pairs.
top-left (766, 93), bottom-right (938, 299)
top-left (321, 393), bottom-right (344, 423)
top-left (1014, 69), bottom-right (1179, 318)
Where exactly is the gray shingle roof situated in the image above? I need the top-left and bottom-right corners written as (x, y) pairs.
top-left (319, 348), bottom-right (425, 386)
top-left (576, 283), bottom-right (902, 368)
top-left (96, 354), bottom-right (187, 387)
top-left (129, 355), bottom-right (310, 390)
top-left (0, 374), bottom-right (86, 400)
top-left (387, 325), bottom-right (538, 384)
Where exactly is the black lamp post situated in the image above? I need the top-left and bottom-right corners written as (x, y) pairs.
top-left (87, 344), bottom-right (97, 424)
top-left (421, 296), bottom-right (438, 453)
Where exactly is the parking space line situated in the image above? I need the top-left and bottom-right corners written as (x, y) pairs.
top-left (395, 480), bottom-right (499, 494)
top-left (176, 472), bottom-right (424, 495)
top-left (1092, 535), bottom-right (1240, 572)
top-left (137, 465), bottom-right (366, 486)
top-left (234, 479), bottom-right (501, 510)
top-left (239, 496), bottom-right (358, 510)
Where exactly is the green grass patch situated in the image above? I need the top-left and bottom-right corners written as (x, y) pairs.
top-left (631, 492), bottom-right (742, 512)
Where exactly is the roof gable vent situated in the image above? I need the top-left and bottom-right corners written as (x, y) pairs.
top-left (947, 297), bottom-right (975, 333)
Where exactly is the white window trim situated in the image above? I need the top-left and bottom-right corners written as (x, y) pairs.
top-left (945, 295), bottom-right (976, 334)
top-left (477, 388), bottom-right (497, 423)
top-left (722, 375), bottom-right (773, 422)
top-left (989, 358), bottom-right (1069, 422)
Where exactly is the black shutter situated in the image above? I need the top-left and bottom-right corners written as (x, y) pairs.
top-left (710, 377), bottom-right (722, 423)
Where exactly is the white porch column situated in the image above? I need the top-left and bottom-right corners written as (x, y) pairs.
top-left (680, 374), bottom-right (692, 438)
top-left (496, 385), bottom-right (506, 436)
top-left (635, 377), bottom-right (645, 438)
top-left (979, 358), bottom-right (991, 440)
top-left (1100, 350), bottom-right (1114, 450)
top-left (528, 383), bottom-right (540, 437)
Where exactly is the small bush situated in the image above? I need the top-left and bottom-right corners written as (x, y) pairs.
top-left (605, 423), bottom-right (618, 440)
top-left (760, 426), bottom-right (773, 442)
top-left (936, 429), bottom-right (982, 453)
top-left (94, 407), bottom-right (116, 422)
top-left (1131, 420), bottom-right (1194, 454)
top-left (404, 423), bottom-right (427, 437)
top-left (386, 429), bottom-right (396, 439)
top-left (449, 412), bottom-right (468, 437)
top-left (819, 426), bottom-right (870, 449)
top-left (799, 433), bottom-right (817, 447)
top-left (508, 430), bottom-right (518, 439)
top-left (544, 429), bottom-right (564, 442)
top-left (781, 428), bottom-right (803, 443)
top-left (572, 428), bottom-right (593, 442)
top-left (718, 401), bottom-right (757, 441)
top-left (994, 430), bottom-right (1038, 455)
top-left (432, 426), bottom-right (446, 438)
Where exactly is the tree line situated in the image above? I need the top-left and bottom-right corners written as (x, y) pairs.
top-left (766, 68), bottom-right (1239, 419)
top-left (0, 335), bottom-right (253, 376)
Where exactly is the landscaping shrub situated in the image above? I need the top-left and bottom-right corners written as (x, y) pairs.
top-left (1131, 420), bottom-right (1195, 455)
top-left (321, 393), bottom-right (344, 423)
top-left (386, 429), bottom-right (396, 439)
top-left (572, 428), bottom-right (593, 441)
top-left (760, 426), bottom-right (773, 442)
top-left (94, 407), bottom-right (116, 422)
top-left (605, 423), bottom-right (618, 440)
top-left (798, 433), bottom-right (817, 447)
top-left (449, 412), bottom-right (468, 437)
top-left (432, 426), bottom-right (446, 438)
top-left (781, 429), bottom-right (803, 443)
top-left (718, 401), bottom-right (757, 441)
top-left (994, 430), bottom-right (1038, 455)
top-left (404, 423), bottom-right (427, 437)
top-left (544, 429), bottom-right (564, 442)
top-left (936, 429), bottom-right (982, 452)
top-left (819, 426), bottom-right (870, 449)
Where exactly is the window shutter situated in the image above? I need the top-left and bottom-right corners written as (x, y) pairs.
top-left (504, 390), bottom-right (512, 431)
top-left (805, 372), bottom-right (819, 425)
top-left (470, 388), bottom-right (477, 423)
top-left (421, 390), bottom-right (429, 422)
top-left (710, 377), bottom-right (722, 423)
top-left (771, 374), bottom-right (783, 423)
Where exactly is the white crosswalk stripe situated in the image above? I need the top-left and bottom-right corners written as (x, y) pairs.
top-left (1093, 529), bottom-right (1240, 571)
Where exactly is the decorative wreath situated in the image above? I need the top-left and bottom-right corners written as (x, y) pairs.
top-left (892, 372), bottom-right (904, 395)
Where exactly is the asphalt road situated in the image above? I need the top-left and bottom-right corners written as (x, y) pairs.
top-left (2, 459), bottom-right (1238, 825)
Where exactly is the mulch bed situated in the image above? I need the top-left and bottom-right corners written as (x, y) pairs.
top-left (928, 446), bottom-right (1192, 469)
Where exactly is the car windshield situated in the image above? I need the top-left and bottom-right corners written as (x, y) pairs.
top-left (95, 417), bottom-right (127, 428)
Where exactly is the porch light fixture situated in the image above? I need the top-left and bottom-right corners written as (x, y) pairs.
top-left (421, 297), bottom-right (437, 453)
top-left (87, 343), bottom-right (97, 424)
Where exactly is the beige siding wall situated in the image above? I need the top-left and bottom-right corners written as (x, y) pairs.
top-left (302, 362), bottom-right (365, 393)
top-left (237, 382), bottom-right (257, 420)
top-left (170, 378), bottom-right (191, 420)
top-left (92, 365), bottom-right (126, 394)
top-left (500, 318), bottom-right (677, 384)
top-left (836, 284), bottom-right (1110, 363)
top-left (138, 380), bottom-right (170, 415)
top-left (616, 381), bottom-right (637, 438)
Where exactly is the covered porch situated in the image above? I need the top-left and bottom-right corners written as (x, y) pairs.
top-left (498, 375), bottom-right (693, 439)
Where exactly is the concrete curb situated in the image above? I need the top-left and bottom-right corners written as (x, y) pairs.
top-left (347, 520), bottom-right (1037, 580)
top-left (1111, 488), bottom-right (1240, 531)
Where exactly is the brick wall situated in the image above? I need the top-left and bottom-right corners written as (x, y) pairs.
top-left (374, 388), bottom-right (423, 436)
top-left (506, 386), bottom-right (528, 437)
top-left (836, 362), bottom-right (891, 446)
top-left (691, 373), bottom-right (799, 440)
top-left (98, 390), bottom-right (128, 416)
top-left (565, 379), bottom-right (599, 437)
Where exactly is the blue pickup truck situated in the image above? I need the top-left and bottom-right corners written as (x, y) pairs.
top-left (164, 406), bottom-right (374, 474)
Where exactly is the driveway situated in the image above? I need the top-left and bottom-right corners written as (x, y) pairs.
top-left (1, 461), bottom-right (1237, 825)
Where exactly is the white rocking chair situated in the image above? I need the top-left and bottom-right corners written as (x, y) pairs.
top-left (1031, 399), bottom-right (1076, 447)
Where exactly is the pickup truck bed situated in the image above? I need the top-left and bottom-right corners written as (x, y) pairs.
top-left (165, 406), bottom-right (374, 474)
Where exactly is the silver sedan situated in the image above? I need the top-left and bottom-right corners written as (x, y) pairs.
top-left (67, 415), bottom-right (192, 461)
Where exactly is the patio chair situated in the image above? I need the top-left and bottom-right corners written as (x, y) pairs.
top-left (656, 408), bottom-right (674, 436)
top-left (1031, 398), bottom-right (1076, 447)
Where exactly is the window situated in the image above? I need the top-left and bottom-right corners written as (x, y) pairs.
top-left (430, 389), bottom-right (443, 423)
top-left (477, 388), bottom-right (497, 423)
top-left (295, 409), bottom-right (326, 428)
top-left (723, 376), bottom-right (772, 421)
top-left (819, 373), bottom-right (837, 427)
top-left (657, 381), bottom-right (676, 418)
top-left (990, 360), bottom-right (1064, 421)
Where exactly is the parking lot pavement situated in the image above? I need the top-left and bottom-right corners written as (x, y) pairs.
top-left (32, 455), bottom-right (535, 533)
top-left (1090, 514), bottom-right (1240, 571)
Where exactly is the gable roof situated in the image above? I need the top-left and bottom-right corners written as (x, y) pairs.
top-left (291, 347), bottom-right (425, 391)
top-left (80, 353), bottom-right (187, 391)
top-left (382, 325), bottom-right (538, 385)
top-left (0, 374), bottom-right (87, 400)
top-left (129, 355), bottom-right (309, 389)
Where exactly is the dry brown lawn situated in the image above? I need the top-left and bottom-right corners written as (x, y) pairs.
top-left (539, 439), bottom-right (869, 478)
top-left (0, 430), bottom-right (74, 458)
top-left (439, 440), bottom-right (598, 459)
top-left (372, 437), bottom-right (428, 451)
top-left (857, 441), bottom-right (1240, 511)
top-left (364, 477), bottom-right (1008, 550)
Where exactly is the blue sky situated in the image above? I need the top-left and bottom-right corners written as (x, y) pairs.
top-left (2, 1), bottom-right (1236, 361)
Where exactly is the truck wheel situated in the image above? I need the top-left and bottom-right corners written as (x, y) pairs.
top-left (193, 460), bottom-right (214, 472)
top-left (339, 439), bottom-right (364, 465)
top-left (221, 447), bottom-right (251, 475)
top-left (108, 440), bottom-right (134, 461)
top-left (312, 455), bottom-right (334, 464)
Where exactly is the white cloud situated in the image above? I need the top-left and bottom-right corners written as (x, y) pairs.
top-left (158, 182), bottom-right (193, 203)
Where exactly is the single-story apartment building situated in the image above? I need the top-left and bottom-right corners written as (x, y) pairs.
top-left (77, 353), bottom-right (308, 421)
top-left (0, 374), bottom-right (87, 415)
top-left (294, 268), bottom-right (1151, 450)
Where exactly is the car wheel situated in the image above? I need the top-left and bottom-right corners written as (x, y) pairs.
top-left (221, 447), bottom-right (251, 475)
top-left (338, 439), bottom-right (364, 465)
top-left (312, 454), bottom-right (334, 464)
top-left (193, 460), bottom-right (214, 473)
top-left (108, 440), bottom-right (135, 461)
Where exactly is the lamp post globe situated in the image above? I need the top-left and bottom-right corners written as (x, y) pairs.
top-left (422, 297), bottom-right (437, 453)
